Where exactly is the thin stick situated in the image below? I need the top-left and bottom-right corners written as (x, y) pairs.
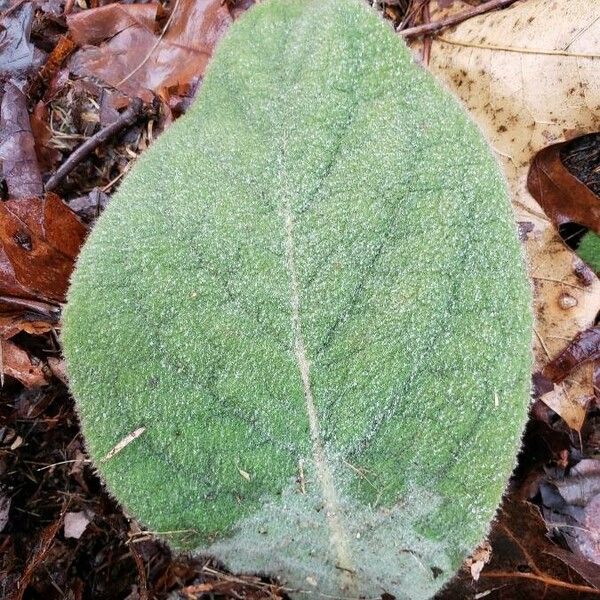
top-left (421, 1), bottom-right (432, 64)
top-left (45, 99), bottom-right (145, 192)
top-left (531, 276), bottom-right (588, 292)
top-left (399, 0), bottom-right (519, 37)
top-left (37, 459), bottom-right (91, 471)
top-left (482, 571), bottom-right (600, 595)
top-left (533, 327), bottom-right (551, 358)
top-left (128, 541), bottom-right (149, 600)
top-left (436, 37), bottom-right (600, 58)
top-left (0, 296), bottom-right (60, 320)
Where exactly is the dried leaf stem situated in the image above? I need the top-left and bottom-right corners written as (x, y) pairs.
top-left (399, 0), bottom-right (519, 37)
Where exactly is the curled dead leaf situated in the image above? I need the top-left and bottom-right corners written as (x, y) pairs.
top-left (30, 101), bottom-right (62, 173)
top-left (0, 298), bottom-right (59, 340)
top-left (543, 327), bottom-right (600, 385)
top-left (466, 541), bottom-right (492, 582)
top-left (528, 141), bottom-right (600, 233)
top-left (27, 34), bottom-right (76, 102)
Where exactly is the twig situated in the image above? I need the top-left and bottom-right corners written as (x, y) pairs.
top-left (37, 458), bottom-right (91, 471)
top-left (482, 571), bottom-right (600, 595)
top-left (0, 296), bottom-right (60, 320)
top-left (421, 1), bottom-right (431, 64)
top-left (398, 0), bottom-right (428, 32)
top-left (45, 99), bottom-right (145, 192)
top-left (398, 0), bottom-right (519, 37)
top-left (436, 37), bottom-right (600, 58)
top-left (128, 540), bottom-right (149, 600)
top-left (533, 327), bottom-right (551, 359)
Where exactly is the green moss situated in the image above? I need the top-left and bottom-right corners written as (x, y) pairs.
top-left (62, 0), bottom-right (532, 597)
top-left (578, 232), bottom-right (600, 273)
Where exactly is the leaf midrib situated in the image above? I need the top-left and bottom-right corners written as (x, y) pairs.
top-left (279, 141), bottom-right (357, 591)
top-left (273, 3), bottom-right (359, 591)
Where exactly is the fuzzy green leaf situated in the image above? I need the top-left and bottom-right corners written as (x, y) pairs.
top-left (578, 232), bottom-right (600, 273)
top-left (62, 1), bottom-right (532, 597)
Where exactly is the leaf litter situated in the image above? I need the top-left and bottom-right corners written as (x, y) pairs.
top-left (0, 2), bottom-right (45, 86)
top-left (0, 82), bottom-right (44, 198)
top-left (67, 0), bottom-right (235, 103)
top-left (3, 0), bottom-right (600, 597)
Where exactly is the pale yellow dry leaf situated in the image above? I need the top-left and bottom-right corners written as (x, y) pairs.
top-left (414, 0), bottom-right (600, 430)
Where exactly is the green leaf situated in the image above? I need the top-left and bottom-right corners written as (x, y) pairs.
top-left (578, 232), bottom-right (600, 273)
top-left (62, 0), bottom-right (532, 597)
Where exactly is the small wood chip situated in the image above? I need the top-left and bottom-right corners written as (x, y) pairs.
top-left (238, 468), bottom-right (251, 481)
top-left (63, 510), bottom-right (93, 539)
top-left (101, 427), bottom-right (146, 462)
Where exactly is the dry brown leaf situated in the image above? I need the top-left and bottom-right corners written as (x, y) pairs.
top-left (0, 82), bottom-right (44, 199)
top-left (68, 188), bottom-right (109, 224)
top-left (47, 356), bottom-right (68, 384)
top-left (67, 0), bottom-right (234, 102)
top-left (528, 141), bottom-right (600, 233)
top-left (540, 459), bottom-right (600, 568)
top-left (0, 2), bottom-right (45, 86)
top-left (417, 0), bottom-right (600, 431)
top-left (543, 327), bottom-right (600, 386)
top-left (67, 4), bottom-right (158, 47)
top-left (0, 193), bottom-right (87, 305)
top-left (1, 338), bottom-right (48, 387)
top-left (0, 192), bottom-right (86, 382)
